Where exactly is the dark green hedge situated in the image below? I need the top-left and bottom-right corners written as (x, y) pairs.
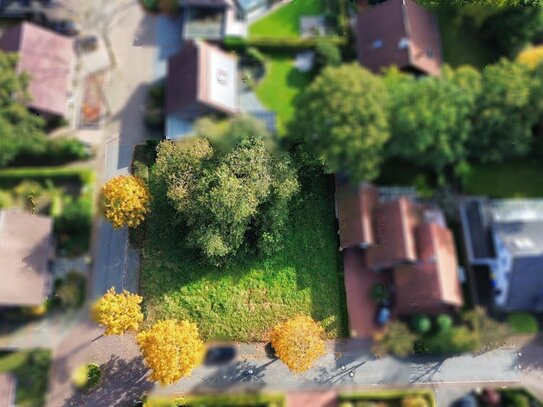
top-left (224, 35), bottom-right (346, 52)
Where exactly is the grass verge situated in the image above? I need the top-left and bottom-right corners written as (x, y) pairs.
top-left (507, 312), bottom-right (539, 334)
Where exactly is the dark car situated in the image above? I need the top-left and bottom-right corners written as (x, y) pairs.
top-left (76, 35), bottom-right (98, 53)
top-left (52, 19), bottom-right (80, 36)
top-left (204, 345), bottom-right (237, 365)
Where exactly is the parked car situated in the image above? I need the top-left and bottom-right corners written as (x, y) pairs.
top-left (76, 35), bottom-right (98, 53)
top-left (51, 19), bottom-right (80, 36)
top-left (204, 345), bottom-right (237, 365)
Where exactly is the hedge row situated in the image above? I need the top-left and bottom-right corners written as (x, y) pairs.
top-left (0, 167), bottom-right (95, 187)
top-left (338, 389), bottom-right (436, 407)
top-left (147, 393), bottom-right (285, 407)
top-left (224, 35), bottom-right (347, 52)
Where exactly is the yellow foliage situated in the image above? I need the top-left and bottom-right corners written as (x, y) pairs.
top-left (270, 315), bottom-right (325, 373)
top-left (401, 396), bottom-right (430, 407)
top-left (517, 46), bottom-right (543, 69)
top-left (101, 175), bottom-right (150, 229)
top-left (137, 319), bottom-right (204, 384)
top-left (91, 287), bottom-right (144, 335)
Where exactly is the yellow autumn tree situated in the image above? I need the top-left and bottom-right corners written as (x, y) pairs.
top-left (101, 175), bottom-right (150, 228)
top-left (270, 315), bottom-right (325, 373)
top-left (517, 45), bottom-right (543, 69)
top-left (91, 287), bottom-right (144, 335)
top-left (137, 319), bottom-right (204, 384)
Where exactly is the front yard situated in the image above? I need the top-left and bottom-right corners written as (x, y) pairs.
top-left (0, 349), bottom-right (52, 407)
top-left (255, 54), bottom-right (313, 134)
top-left (140, 175), bottom-right (347, 341)
top-left (249, 0), bottom-right (324, 38)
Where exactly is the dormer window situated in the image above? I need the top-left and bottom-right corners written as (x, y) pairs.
top-left (372, 39), bottom-right (383, 49)
top-left (398, 37), bottom-right (410, 50)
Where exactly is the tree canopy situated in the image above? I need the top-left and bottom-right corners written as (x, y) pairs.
top-left (91, 287), bottom-right (144, 335)
top-left (385, 65), bottom-right (481, 175)
top-left (291, 63), bottom-right (390, 182)
top-left (101, 175), bottom-right (151, 228)
top-left (270, 315), bottom-right (326, 373)
top-left (152, 116), bottom-right (299, 265)
top-left (0, 52), bottom-right (46, 167)
top-left (136, 319), bottom-right (204, 384)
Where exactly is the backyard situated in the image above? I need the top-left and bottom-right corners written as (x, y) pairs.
top-left (255, 54), bottom-right (313, 134)
top-left (140, 174), bottom-right (347, 341)
top-left (249, 0), bottom-right (324, 38)
top-left (0, 349), bottom-right (52, 407)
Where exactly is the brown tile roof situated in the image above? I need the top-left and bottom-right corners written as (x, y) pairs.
top-left (167, 40), bottom-right (238, 117)
top-left (366, 197), bottom-right (420, 270)
top-left (0, 22), bottom-right (74, 117)
top-left (335, 179), bottom-right (378, 250)
top-left (0, 210), bottom-right (53, 307)
top-left (355, 0), bottom-right (442, 76)
top-left (394, 223), bottom-right (463, 314)
top-left (0, 374), bottom-right (15, 407)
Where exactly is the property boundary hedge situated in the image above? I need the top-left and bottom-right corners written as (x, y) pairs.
top-left (0, 167), bottom-right (95, 187)
top-left (339, 389), bottom-right (437, 407)
top-left (224, 35), bottom-right (346, 52)
top-left (146, 393), bottom-right (285, 407)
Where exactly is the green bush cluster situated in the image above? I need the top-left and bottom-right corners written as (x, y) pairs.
top-left (224, 35), bottom-right (346, 52)
top-left (55, 195), bottom-right (93, 257)
top-left (72, 363), bottom-right (101, 391)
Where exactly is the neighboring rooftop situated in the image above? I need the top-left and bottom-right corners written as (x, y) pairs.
top-left (0, 373), bottom-right (15, 407)
top-left (0, 22), bottom-right (74, 117)
top-left (0, 210), bottom-right (53, 307)
top-left (355, 0), bottom-right (442, 76)
top-left (166, 40), bottom-right (239, 118)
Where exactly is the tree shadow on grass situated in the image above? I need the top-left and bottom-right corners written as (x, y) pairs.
top-left (62, 355), bottom-right (151, 407)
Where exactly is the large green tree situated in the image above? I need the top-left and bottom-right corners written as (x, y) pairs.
top-left (0, 52), bottom-right (45, 166)
top-left (152, 116), bottom-right (299, 265)
top-left (470, 59), bottom-right (539, 162)
top-left (385, 65), bottom-right (481, 176)
top-left (290, 63), bottom-right (390, 182)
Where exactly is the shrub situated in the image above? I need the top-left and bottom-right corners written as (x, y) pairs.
top-left (315, 40), bottom-right (341, 70)
top-left (140, 0), bottom-right (159, 12)
top-left (436, 314), bottom-right (453, 332)
top-left (55, 196), bottom-right (92, 256)
top-left (411, 315), bottom-right (431, 335)
top-left (507, 312), bottom-right (539, 334)
top-left (0, 189), bottom-right (12, 208)
top-left (72, 363), bottom-right (101, 391)
top-left (370, 283), bottom-right (389, 303)
top-left (420, 326), bottom-right (477, 355)
top-left (13, 137), bottom-right (92, 166)
top-left (54, 271), bottom-right (86, 308)
top-left (402, 395), bottom-right (430, 407)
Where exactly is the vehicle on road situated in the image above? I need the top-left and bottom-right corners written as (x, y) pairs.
top-left (204, 345), bottom-right (237, 365)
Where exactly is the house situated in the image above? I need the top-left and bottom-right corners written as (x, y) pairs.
top-left (460, 198), bottom-right (543, 312)
top-left (179, 0), bottom-right (269, 39)
top-left (166, 40), bottom-right (239, 140)
top-left (0, 21), bottom-right (75, 119)
top-left (355, 0), bottom-right (442, 76)
top-left (336, 180), bottom-right (463, 336)
top-left (0, 374), bottom-right (15, 407)
top-left (0, 210), bottom-right (54, 307)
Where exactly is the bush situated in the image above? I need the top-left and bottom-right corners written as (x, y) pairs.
top-left (411, 315), bottom-right (431, 335)
top-left (0, 189), bottom-right (12, 208)
top-left (72, 363), bottom-right (101, 391)
top-left (54, 271), bottom-right (86, 308)
top-left (0, 167), bottom-right (94, 187)
top-left (420, 326), bottom-right (477, 355)
top-left (55, 196), bottom-right (92, 256)
top-left (140, 0), bottom-right (159, 12)
top-left (13, 137), bottom-right (92, 166)
top-left (315, 40), bottom-right (341, 70)
top-left (507, 312), bottom-right (539, 334)
top-left (436, 314), bottom-right (453, 332)
top-left (223, 35), bottom-right (346, 52)
top-left (370, 283), bottom-right (389, 303)
top-left (402, 395), bottom-right (430, 407)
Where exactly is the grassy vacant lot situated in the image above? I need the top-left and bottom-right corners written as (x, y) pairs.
top-left (465, 160), bottom-right (543, 198)
top-left (255, 54), bottom-right (313, 134)
top-left (249, 0), bottom-right (323, 38)
top-left (0, 349), bottom-right (52, 407)
top-left (432, 7), bottom-right (497, 69)
top-left (140, 175), bottom-right (346, 342)
top-left (507, 312), bottom-right (539, 334)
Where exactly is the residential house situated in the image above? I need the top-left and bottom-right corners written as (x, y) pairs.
top-left (336, 180), bottom-right (463, 337)
top-left (355, 0), bottom-right (442, 76)
top-left (460, 198), bottom-right (543, 312)
top-left (166, 40), bottom-right (239, 139)
top-left (0, 210), bottom-right (54, 307)
top-left (0, 21), bottom-right (75, 119)
top-left (180, 0), bottom-right (270, 39)
top-left (0, 374), bottom-right (15, 407)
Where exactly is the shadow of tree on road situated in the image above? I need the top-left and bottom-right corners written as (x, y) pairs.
top-left (192, 359), bottom-right (278, 393)
top-left (408, 357), bottom-right (447, 384)
top-left (62, 355), bottom-right (151, 407)
top-left (511, 336), bottom-right (543, 375)
top-left (312, 361), bottom-right (366, 387)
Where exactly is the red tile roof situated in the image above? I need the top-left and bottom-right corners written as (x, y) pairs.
top-left (355, 0), bottom-right (442, 76)
top-left (335, 179), bottom-right (378, 250)
top-left (0, 22), bottom-right (74, 117)
top-left (394, 223), bottom-right (463, 314)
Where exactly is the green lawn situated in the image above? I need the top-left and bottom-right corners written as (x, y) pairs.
top-left (249, 0), bottom-right (324, 38)
top-left (140, 175), bottom-right (347, 342)
top-left (508, 312), bottom-right (539, 334)
top-left (432, 7), bottom-right (497, 69)
top-left (465, 160), bottom-right (543, 198)
top-left (255, 54), bottom-right (313, 134)
top-left (0, 350), bottom-right (52, 407)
